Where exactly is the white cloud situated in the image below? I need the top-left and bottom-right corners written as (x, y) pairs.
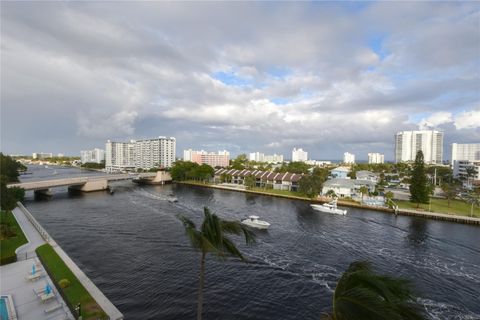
top-left (454, 110), bottom-right (480, 130)
top-left (418, 112), bottom-right (453, 129)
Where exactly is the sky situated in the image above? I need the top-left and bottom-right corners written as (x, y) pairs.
top-left (1, 2), bottom-right (479, 161)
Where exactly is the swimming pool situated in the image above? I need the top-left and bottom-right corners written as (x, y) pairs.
top-left (0, 295), bottom-right (17, 320)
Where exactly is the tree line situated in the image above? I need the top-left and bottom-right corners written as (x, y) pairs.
top-left (0, 153), bottom-right (26, 210)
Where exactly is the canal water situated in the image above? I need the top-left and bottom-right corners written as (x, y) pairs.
top-left (23, 166), bottom-right (480, 319)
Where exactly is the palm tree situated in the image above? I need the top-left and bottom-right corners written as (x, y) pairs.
top-left (322, 261), bottom-right (424, 320)
top-left (359, 186), bottom-right (369, 203)
top-left (177, 207), bottom-right (256, 320)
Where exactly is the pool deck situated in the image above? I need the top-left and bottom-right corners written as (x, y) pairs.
top-left (0, 258), bottom-right (73, 319)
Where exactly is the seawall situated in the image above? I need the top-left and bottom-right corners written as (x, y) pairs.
top-left (176, 182), bottom-right (480, 226)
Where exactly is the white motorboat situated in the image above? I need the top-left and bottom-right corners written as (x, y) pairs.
top-left (241, 215), bottom-right (270, 229)
top-left (311, 200), bottom-right (347, 215)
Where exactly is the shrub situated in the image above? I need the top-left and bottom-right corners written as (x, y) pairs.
top-left (59, 278), bottom-right (71, 288)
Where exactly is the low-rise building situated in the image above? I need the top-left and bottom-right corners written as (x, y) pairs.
top-left (322, 178), bottom-right (376, 198)
top-left (305, 160), bottom-right (332, 167)
top-left (453, 160), bottom-right (480, 188)
top-left (264, 154), bottom-right (284, 163)
top-left (356, 170), bottom-right (379, 183)
top-left (330, 166), bottom-right (351, 179)
top-left (32, 152), bottom-right (53, 159)
top-left (214, 168), bottom-right (302, 191)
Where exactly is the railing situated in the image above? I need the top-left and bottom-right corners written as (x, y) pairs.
top-left (16, 201), bottom-right (52, 243)
top-left (8, 173), bottom-right (157, 190)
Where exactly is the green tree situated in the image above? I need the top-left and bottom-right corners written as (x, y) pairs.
top-left (326, 189), bottom-right (337, 198)
top-left (244, 175), bottom-right (256, 189)
top-left (170, 161), bottom-right (200, 181)
top-left (177, 208), bottom-right (255, 320)
top-left (441, 182), bottom-right (458, 208)
top-left (276, 162), bottom-right (311, 174)
top-left (359, 186), bottom-right (369, 202)
top-left (322, 261), bottom-right (424, 320)
top-left (230, 154), bottom-right (248, 170)
top-left (0, 153), bottom-right (26, 183)
top-left (298, 175), bottom-right (323, 198)
top-left (409, 151), bottom-right (429, 207)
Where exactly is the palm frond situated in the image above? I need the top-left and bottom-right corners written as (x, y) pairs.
top-left (332, 261), bottom-right (425, 320)
top-left (221, 236), bottom-right (245, 261)
top-left (221, 220), bottom-right (256, 245)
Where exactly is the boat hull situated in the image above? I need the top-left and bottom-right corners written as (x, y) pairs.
top-left (241, 220), bottom-right (270, 229)
top-left (310, 204), bottom-right (347, 215)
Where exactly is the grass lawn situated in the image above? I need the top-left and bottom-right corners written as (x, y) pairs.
top-left (0, 210), bottom-right (28, 265)
top-left (248, 186), bottom-right (305, 198)
top-left (396, 198), bottom-right (480, 218)
top-left (36, 244), bottom-right (107, 320)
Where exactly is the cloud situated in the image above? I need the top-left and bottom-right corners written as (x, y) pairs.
top-left (454, 110), bottom-right (480, 130)
top-left (418, 112), bottom-right (453, 130)
top-left (1, 2), bottom-right (478, 160)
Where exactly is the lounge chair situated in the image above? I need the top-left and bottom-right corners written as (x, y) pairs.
top-left (25, 272), bottom-right (42, 281)
top-left (39, 291), bottom-right (55, 302)
top-left (44, 302), bottom-right (63, 313)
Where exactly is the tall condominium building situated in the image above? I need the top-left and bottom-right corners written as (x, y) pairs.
top-left (134, 137), bottom-right (176, 169)
top-left (249, 152), bottom-right (265, 162)
top-left (80, 148), bottom-right (105, 164)
top-left (249, 152), bottom-right (284, 163)
top-left (451, 143), bottom-right (480, 163)
top-left (292, 148), bottom-right (308, 162)
top-left (105, 140), bottom-right (136, 172)
top-left (343, 152), bottom-right (355, 164)
top-left (32, 152), bottom-right (53, 159)
top-left (184, 149), bottom-right (230, 168)
top-left (395, 130), bottom-right (443, 164)
top-left (368, 153), bottom-right (385, 164)
top-left (264, 154), bottom-right (284, 163)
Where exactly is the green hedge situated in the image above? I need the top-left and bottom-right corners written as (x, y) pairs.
top-left (36, 244), bottom-right (107, 319)
top-left (0, 210), bottom-right (28, 265)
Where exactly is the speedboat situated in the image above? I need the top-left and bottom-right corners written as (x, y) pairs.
top-left (311, 200), bottom-right (347, 215)
top-left (241, 215), bottom-right (270, 229)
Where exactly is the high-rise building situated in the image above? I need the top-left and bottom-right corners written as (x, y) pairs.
top-left (184, 149), bottom-right (230, 167)
top-left (249, 152), bottom-right (265, 162)
top-left (368, 153), bottom-right (385, 164)
top-left (343, 152), bottom-right (355, 164)
top-left (80, 148), bottom-right (105, 164)
top-left (292, 148), bottom-right (308, 162)
top-left (452, 143), bottom-right (480, 163)
top-left (105, 140), bottom-right (135, 172)
top-left (134, 137), bottom-right (176, 169)
top-left (264, 154), bottom-right (284, 164)
top-left (395, 130), bottom-right (443, 164)
top-left (248, 152), bottom-right (284, 163)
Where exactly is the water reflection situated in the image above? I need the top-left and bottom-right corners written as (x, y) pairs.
top-left (407, 218), bottom-right (429, 247)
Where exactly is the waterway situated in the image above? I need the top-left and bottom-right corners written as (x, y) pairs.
top-left (22, 166), bottom-right (480, 319)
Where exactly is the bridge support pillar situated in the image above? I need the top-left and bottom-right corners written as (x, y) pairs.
top-left (34, 189), bottom-right (52, 200)
top-left (68, 179), bottom-right (109, 192)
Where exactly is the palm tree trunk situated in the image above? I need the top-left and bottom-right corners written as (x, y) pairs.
top-left (197, 252), bottom-right (206, 320)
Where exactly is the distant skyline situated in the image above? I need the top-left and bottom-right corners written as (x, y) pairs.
top-left (1, 2), bottom-right (479, 160)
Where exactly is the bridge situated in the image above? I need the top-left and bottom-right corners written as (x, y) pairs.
top-left (7, 172), bottom-right (171, 196)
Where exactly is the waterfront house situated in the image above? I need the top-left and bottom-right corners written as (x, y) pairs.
top-left (330, 166), bottom-right (351, 179)
top-left (214, 169), bottom-right (302, 191)
top-left (322, 178), bottom-right (376, 198)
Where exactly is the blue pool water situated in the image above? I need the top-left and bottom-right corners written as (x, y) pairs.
top-left (0, 297), bottom-right (9, 320)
